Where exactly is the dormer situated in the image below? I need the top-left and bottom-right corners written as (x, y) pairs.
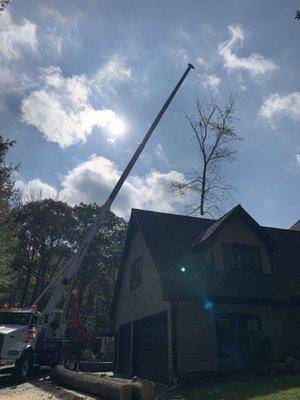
top-left (192, 205), bottom-right (277, 274)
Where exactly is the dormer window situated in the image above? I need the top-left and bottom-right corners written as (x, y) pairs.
top-left (222, 243), bottom-right (262, 271)
top-left (130, 256), bottom-right (143, 291)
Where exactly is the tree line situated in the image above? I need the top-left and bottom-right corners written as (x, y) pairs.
top-left (0, 135), bottom-right (127, 333)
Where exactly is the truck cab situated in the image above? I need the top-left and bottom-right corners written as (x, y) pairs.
top-left (0, 308), bottom-right (44, 380)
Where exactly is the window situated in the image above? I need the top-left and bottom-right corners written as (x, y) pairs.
top-left (0, 312), bottom-right (31, 326)
top-left (215, 313), bottom-right (261, 359)
top-left (130, 256), bottom-right (143, 291)
top-left (222, 243), bottom-right (262, 270)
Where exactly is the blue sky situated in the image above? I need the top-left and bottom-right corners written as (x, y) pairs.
top-left (1, 0), bottom-right (299, 228)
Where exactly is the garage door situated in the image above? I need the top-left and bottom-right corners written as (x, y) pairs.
top-left (118, 322), bottom-right (131, 374)
top-left (133, 311), bottom-right (169, 384)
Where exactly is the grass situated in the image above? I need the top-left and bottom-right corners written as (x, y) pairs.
top-left (170, 373), bottom-right (300, 400)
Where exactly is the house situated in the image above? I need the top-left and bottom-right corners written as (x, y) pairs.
top-left (290, 219), bottom-right (300, 231)
top-left (111, 205), bottom-right (300, 384)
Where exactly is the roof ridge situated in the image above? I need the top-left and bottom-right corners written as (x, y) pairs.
top-left (131, 208), bottom-right (213, 222)
top-left (263, 226), bottom-right (300, 234)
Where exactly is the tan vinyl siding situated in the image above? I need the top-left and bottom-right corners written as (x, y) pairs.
top-left (115, 227), bottom-right (169, 324)
top-left (214, 214), bottom-right (272, 273)
top-left (176, 302), bottom-right (218, 373)
top-left (215, 303), bottom-right (300, 361)
top-left (176, 302), bottom-right (300, 375)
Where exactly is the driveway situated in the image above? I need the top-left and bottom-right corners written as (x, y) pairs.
top-left (0, 368), bottom-right (99, 400)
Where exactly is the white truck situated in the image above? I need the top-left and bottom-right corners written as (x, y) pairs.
top-left (0, 64), bottom-right (193, 381)
top-left (0, 306), bottom-right (69, 380)
top-left (0, 309), bottom-right (44, 379)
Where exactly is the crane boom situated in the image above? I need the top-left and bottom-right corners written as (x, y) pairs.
top-left (40, 63), bottom-right (194, 318)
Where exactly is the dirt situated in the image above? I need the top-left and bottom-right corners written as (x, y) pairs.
top-left (0, 369), bottom-right (100, 400)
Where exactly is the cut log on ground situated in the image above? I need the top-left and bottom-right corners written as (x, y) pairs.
top-left (51, 365), bottom-right (132, 400)
top-left (100, 376), bottom-right (156, 400)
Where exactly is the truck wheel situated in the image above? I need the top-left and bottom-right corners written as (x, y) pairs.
top-left (14, 352), bottom-right (33, 381)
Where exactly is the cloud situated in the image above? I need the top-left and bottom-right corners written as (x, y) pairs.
top-left (201, 74), bottom-right (221, 91)
top-left (0, 10), bottom-right (37, 61)
top-left (296, 154), bottom-right (300, 168)
top-left (107, 137), bottom-right (117, 145)
top-left (21, 65), bottom-right (126, 147)
top-left (59, 155), bottom-right (186, 217)
top-left (259, 92), bottom-right (300, 127)
top-left (196, 57), bottom-right (205, 67)
top-left (155, 143), bottom-right (169, 165)
top-left (92, 55), bottom-right (132, 92)
top-left (17, 156), bottom-right (187, 218)
top-left (218, 24), bottom-right (278, 78)
top-left (15, 178), bottom-right (58, 202)
top-left (0, 10), bottom-right (37, 97)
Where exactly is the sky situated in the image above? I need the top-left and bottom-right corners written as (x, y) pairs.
top-left (1, 0), bottom-right (299, 228)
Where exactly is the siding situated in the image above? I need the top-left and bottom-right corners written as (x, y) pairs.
top-left (176, 302), bottom-right (300, 377)
top-left (215, 214), bottom-right (272, 273)
top-left (176, 302), bottom-right (218, 374)
top-left (215, 303), bottom-right (300, 361)
top-left (114, 226), bottom-right (173, 383)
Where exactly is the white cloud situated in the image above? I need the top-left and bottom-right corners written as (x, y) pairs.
top-left (92, 55), bottom-right (132, 93)
top-left (59, 155), bottom-right (187, 217)
top-left (218, 24), bottom-right (278, 78)
top-left (259, 92), bottom-right (300, 127)
top-left (107, 137), bottom-right (117, 145)
top-left (16, 155), bottom-right (188, 217)
top-left (196, 57), bottom-right (205, 67)
top-left (21, 65), bottom-right (126, 148)
top-left (155, 143), bottom-right (169, 165)
top-left (0, 10), bottom-right (37, 98)
top-left (201, 74), bottom-right (221, 91)
top-left (0, 10), bottom-right (37, 61)
top-left (15, 178), bottom-right (58, 202)
top-left (295, 154), bottom-right (300, 168)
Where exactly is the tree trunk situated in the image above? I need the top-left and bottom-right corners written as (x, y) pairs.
top-left (51, 365), bottom-right (132, 400)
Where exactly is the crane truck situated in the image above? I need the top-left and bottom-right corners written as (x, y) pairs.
top-left (0, 64), bottom-right (194, 381)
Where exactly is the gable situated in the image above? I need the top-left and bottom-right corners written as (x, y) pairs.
top-left (113, 215), bottom-right (168, 324)
top-left (215, 213), bottom-right (272, 273)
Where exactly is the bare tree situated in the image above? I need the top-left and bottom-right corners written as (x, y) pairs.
top-left (171, 96), bottom-right (240, 218)
top-left (0, 1), bottom-right (10, 15)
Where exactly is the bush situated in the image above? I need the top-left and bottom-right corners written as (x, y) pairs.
top-left (232, 328), bottom-right (272, 373)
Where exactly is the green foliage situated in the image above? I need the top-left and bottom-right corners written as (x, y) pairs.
top-left (8, 199), bottom-right (126, 332)
top-left (0, 136), bottom-right (18, 303)
top-left (13, 199), bottom-right (76, 306)
top-left (73, 203), bottom-right (127, 333)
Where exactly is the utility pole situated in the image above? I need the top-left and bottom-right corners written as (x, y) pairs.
top-left (37, 63), bottom-right (195, 318)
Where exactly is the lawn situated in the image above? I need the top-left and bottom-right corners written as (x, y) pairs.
top-left (170, 374), bottom-right (300, 400)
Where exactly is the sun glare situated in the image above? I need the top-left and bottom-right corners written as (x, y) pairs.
top-left (109, 117), bottom-right (125, 135)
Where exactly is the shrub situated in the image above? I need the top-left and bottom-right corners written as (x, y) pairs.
top-left (232, 328), bottom-right (272, 373)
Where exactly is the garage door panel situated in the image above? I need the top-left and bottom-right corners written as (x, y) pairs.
top-left (118, 322), bottom-right (131, 374)
top-left (133, 311), bottom-right (169, 384)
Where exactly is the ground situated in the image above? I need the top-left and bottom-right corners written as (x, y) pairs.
top-left (1, 369), bottom-right (300, 400)
top-left (0, 368), bottom-right (99, 400)
top-left (169, 373), bottom-right (300, 400)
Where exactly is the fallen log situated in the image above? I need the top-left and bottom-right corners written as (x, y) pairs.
top-left (100, 375), bottom-right (156, 400)
top-left (51, 365), bottom-right (132, 400)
